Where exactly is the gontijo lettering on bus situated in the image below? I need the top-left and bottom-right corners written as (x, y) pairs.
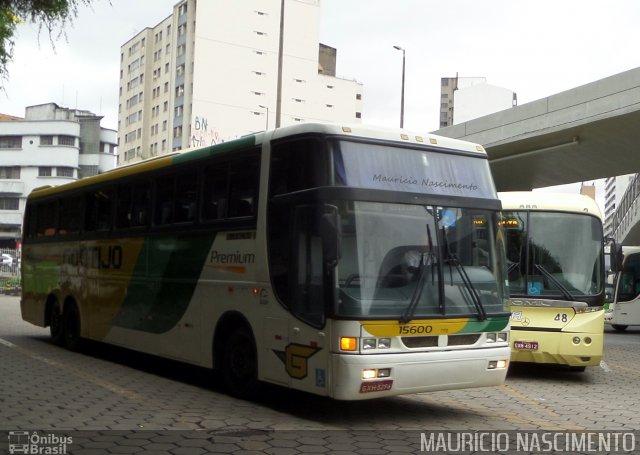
top-left (63, 245), bottom-right (123, 269)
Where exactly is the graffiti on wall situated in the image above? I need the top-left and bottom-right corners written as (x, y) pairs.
top-left (191, 115), bottom-right (223, 147)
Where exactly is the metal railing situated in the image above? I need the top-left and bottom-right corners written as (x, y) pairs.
top-left (0, 247), bottom-right (20, 295)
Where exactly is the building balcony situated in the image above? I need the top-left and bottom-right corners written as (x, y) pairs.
top-left (0, 181), bottom-right (25, 195)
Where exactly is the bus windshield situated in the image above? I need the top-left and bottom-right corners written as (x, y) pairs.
top-left (502, 211), bottom-right (603, 298)
top-left (334, 201), bottom-right (507, 319)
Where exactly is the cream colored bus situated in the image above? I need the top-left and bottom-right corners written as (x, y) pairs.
top-left (21, 123), bottom-right (511, 400)
top-left (499, 192), bottom-right (612, 371)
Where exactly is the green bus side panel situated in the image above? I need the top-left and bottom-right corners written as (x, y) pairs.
top-left (112, 233), bottom-right (216, 333)
top-left (459, 316), bottom-right (510, 333)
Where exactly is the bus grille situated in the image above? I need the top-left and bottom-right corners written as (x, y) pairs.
top-left (401, 334), bottom-right (481, 348)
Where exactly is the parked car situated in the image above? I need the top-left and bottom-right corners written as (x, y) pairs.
top-left (1, 254), bottom-right (14, 265)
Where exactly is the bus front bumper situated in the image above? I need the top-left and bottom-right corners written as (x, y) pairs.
top-left (330, 346), bottom-right (510, 401)
top-left (510, 329), bottom-right (603, 367)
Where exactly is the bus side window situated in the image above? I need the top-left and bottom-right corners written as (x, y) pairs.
top-left (85, 189), bottom-right (113, 232)
top-left (202, 163), bottom-right (228, 221)
top-left (155, 175), bottom-right (175, 225)
top-left (116, 184), bottom-right (133, 229)
top-left (228, 158), bottom-right (259, 218)
top-left (59, 196), bottom-right (82, 236)
top-left (131, 182), bottom-right (151, 227)
top-left (174, 169), bottom-right (198, 223)
top-left (36, 201), bottom-right (57, 237)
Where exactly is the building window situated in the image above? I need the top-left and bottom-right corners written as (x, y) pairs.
top-left (179, 3), bottom-right (187, 15)
top-left (79, 165), bottom-right (99, 178)
top-left (0, 136), bottom-right (22, 149)
top-left (38, 167), bottom-right (52, 177)
top-left (58, 135), bottom-right (75, 146)
top-left (0, 198), bottom-right (19, 210)
top-left (40, 135), bottom-right (53, 145)
top-left (57, 167), bottom-right (74, 177)
top-left (355, 112), bottom-right (362, 119)
top-left (0, 167), bottom-right (20, 179)
top-left (175, 85), bottom-right (184, 97)
top-left (356, 93), bottom-right (362, 100)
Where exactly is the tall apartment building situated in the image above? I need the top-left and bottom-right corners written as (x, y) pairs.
top-left (118, 0), bottom-right (363, 165)
top-left (0, 103), bottom-right (117, 246)
top-left (604, 174), bottom-right (636, 237)
top-left (439, 76), bottom-right (517, 128)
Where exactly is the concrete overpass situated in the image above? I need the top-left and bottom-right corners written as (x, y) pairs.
top-left (434, 66), bottom-right (640, 192)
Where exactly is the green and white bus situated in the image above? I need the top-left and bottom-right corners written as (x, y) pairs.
top-left (21, 123), bottom-right (510, 400)
top-left (605, 246), bottom-right (640, 331)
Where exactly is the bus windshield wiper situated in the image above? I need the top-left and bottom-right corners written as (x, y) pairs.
top-left (400, 252), bottom-right (427, 324)
top-left (400, 221), bottom-right (438, 324)
top-left (533, 264), bottom-right (575, 301)
top-left (445, 254), bottom-right (487, 320)
top-left (441, 226), bottom-right (486, 321)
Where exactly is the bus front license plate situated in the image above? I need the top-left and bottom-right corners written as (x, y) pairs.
top-left (360, 380), bottom-right (393, 393)
top-left (514, 341), bottom-right (538, 350)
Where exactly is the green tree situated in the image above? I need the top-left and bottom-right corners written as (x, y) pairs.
top-left (0, 0), bottom-right (96, 83)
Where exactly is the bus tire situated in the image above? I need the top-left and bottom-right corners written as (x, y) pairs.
top-left (222, 325), bottom-right (261, 399)
top-left (62, 302), bottom-right (82, 351)
top-left (49, 300), bottom-right (64, 346)
top-left (612, 324), bottom-right (628, 332)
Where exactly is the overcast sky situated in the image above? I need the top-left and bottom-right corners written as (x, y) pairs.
top-left (4, 0), bottom-right (640, 207)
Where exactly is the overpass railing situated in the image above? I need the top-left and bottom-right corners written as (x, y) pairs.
top-left (611, 173), bottom-right (640, 244)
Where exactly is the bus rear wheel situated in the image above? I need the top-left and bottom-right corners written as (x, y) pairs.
top-left (222, 326), bottom-right (260, 399)
top-left (612, 324), bottom-right (628, 332)
top-left (62, 302), bottom-right (82, 351)
top-left (49, 300), bottom-right (64, 345)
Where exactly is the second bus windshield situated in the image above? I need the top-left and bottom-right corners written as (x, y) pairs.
top-left (502, 211), bottom-right (603, 298)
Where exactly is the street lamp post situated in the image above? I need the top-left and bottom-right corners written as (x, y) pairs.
top-left (393, 45), bottom-right (405, 129)
top-left (258, 104), bottom-right (269, 130)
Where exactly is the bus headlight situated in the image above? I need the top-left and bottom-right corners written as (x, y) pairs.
top-left (378, 338), bottom-right (391, 349)
top-left (362, 337), bottom-right (391, 350)
top-left (488, 360), bottom-right (509, 369)
top-left (361, 368), bottom-right (392, 379)
top-left (487, 333), bottom-right (496, 343)
top-left (362, 369), bottom-right (377, 380)
top-left (362, 338), bottom-right (376, 350)
top-left (572, 337), bottom-right (581, 345)
top-left (497, 332), bottom-right (508, 342)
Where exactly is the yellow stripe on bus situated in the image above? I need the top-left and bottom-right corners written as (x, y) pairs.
top-left (362, 319), bottom-right (469, 337)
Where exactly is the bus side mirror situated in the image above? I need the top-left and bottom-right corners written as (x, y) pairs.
top-left (320, 206), bottom-right (341, 268)
top-left (606, 237), bottom-right (623, 272)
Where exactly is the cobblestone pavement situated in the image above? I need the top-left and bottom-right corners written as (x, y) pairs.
top-left (1, 295), bottom-right (640, 454)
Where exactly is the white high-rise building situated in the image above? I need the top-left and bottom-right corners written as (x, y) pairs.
top-left (604, 174), bottom-right (636, 237)
top-left (118, 0), bottom-right (363, 165)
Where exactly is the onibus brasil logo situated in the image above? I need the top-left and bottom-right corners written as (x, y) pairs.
top-left (7, 431), bottom-right (72, 454)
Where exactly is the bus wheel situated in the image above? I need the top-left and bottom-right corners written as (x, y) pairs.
top-left (62, 302), bottom-right (82, 351)
top-left (612, 324), bottom-right (628, 332)
top-left (49, 300), bottom-right (64, 345)
top-left (222, 326), bottom-right (261, 399)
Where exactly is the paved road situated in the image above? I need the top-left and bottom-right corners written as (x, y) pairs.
top-left (1, 295), bottom-right (639, 454)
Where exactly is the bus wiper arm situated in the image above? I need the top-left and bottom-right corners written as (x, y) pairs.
top-left (446, 254), bottom-right (487, 320)
top-left (400, 221), bottom-right (438, 324)
top-left (533, 264), bottom-right (575, 301)
top-left (400, 253), bottom-right (427, 324)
